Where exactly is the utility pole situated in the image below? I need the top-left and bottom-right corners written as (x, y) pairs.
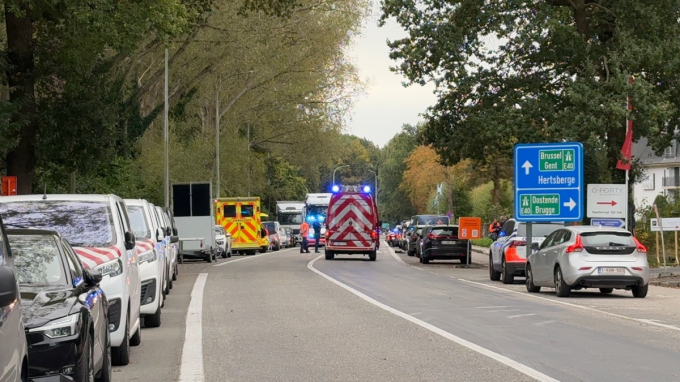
top-left (247, 124), bottom-right (250, 197)
top-left (164, 48), bottom-right (169, 209)
top-left (215, 80), bottom-right (220, 198)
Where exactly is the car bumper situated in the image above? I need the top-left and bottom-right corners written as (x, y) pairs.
top-left (26, 335), bottom-right (81, 381)
top-left (561, 258), bottom-right (650, 287)
top-left (99, 275), bottom-right (128, 348)
top-left (424, 245), bottom-right (469, 259)
top-left (569, 275), bottom-right (646, 288)
top-left (140, 278), bottom-right (159, 314)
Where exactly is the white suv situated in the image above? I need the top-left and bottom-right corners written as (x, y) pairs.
top-left (125, 199), bottom-right (165, 328)
top-left (0, 215), bottom-right (28, 382)
top-left (0, 194), bottom-right (142, 366)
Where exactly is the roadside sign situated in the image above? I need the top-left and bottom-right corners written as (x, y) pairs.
top-left (458, 217), bottom-right (482, 240)
top-left (590, 218), bottom-right (625, 228)
top-left (514, 142), bottom-right (583, 222)
top-left (587, 184), bottom-right (627, 218)
top-left (651, 218), bottom-right (680, 232)
top-left (1, 176), bottom-right (17, 196)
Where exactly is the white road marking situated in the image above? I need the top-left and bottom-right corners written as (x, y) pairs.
top-left (179, 273), bottom-right (208, 382)
top-left (535, 320), bottom-right (556, 326)
top-left (385, 242), bottom-right (407, 265)
top-left (456, 278), bottom-right (680, 332)
top-left (508, 313), bottom-right (536, 319)
top-left (212, 247), bottom-right (294, 267)
top-left (308, 255), bottom-right (559, 382)
top-left (485, 309), bottom-right (519, 313)
top-left (475, 306), bottom-right (510, 309)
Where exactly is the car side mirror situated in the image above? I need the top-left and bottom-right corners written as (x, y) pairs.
top-left (171, 236), bottom-right (179, 243)
top-left (0, 265), bottom-right (18, 308)
top-left (166, 227), bottom-right (172, 236)
top-left (173, 228), bottom-right (178, 236)
top-left (124, 231), bottom-right (136, 251)
top-left (156, 228), bottom-right (165, 242)
top-left (84, 269), bottom-right (103, 286)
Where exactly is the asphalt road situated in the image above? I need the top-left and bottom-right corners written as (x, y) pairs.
top-left (113, 243), bottom-right (680, 382)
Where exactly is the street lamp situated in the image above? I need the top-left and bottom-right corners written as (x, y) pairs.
top-left (332, 165), bottom-right (350, 186)
top-left (368, 170), bottom-right (378, 206)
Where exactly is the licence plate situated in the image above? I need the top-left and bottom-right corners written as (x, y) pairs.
top-left (333, 242), bottom-right (347, 246)
top-left (598, 267), bottom-right (625, 275)
top-left (441, 240), bottom-right (457, 245)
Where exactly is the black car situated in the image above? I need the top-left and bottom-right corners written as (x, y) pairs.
top-left (418, 225), bottom-right (470, 265)
top-left (406, 227), bottom-right (424, 257)
top-left (7, 229), bottom-right (112, 382)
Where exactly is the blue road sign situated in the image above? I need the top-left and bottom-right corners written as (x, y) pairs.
top-left (514, 142), bottom-right (584, 222)
top-left (590, 218), bottom-right (625, 228)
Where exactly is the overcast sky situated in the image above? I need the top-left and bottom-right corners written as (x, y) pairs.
top-left (344, 3), bottom-right (438, 148)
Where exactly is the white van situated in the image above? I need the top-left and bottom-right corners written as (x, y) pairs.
top-left (0, 215), bottom-right (28, 381)
top-left (0, 194), bottom-right (142, 366)
top-left (125, 199), bottom-right (165, 328)
top-left (155, 206), bottom-right (179, 292)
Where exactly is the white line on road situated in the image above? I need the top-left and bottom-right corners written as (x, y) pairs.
top-left (455, 278), bottom-right (680, 332)
top-left (508, 313), bottom-right (536, 319)
top-left (485, 309), bottom-right (519, 313)
top-left (212, 247), bottom-right (295, 267)
top-left (384, 242), bottom-right (407, 265)
top-left (535, 320), bottom-right (556, 326)
top-left (475, 306), bottom-right (510, 309)
top-left (179, 273), bottom-right (208, 382)
top-left (307, 255), bottom-right (559, 382)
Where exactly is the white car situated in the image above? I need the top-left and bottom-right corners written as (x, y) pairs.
top-left (155, 206), bottom-right (179, 293)
top-left (0, 194), bottom-right (143, 366)
top-left (125, 199), bottom-right (166, 327)
top-left (0, 215), bottom-right (28, 382)
top-left (214, 225), bottom-right (231, 258)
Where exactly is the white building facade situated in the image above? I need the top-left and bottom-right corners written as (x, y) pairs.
top-left (632, 138), bottom-right (680, 209)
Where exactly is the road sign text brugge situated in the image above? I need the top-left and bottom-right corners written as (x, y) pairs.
top-left (514, 142), bottom-right (583, 222)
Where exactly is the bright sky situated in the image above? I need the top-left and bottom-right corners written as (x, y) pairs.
top-left (345, 2), bottom-right (438, 148)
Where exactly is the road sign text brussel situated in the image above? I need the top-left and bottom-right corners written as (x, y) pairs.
top-left (539, 150), bottom-right (575, 171)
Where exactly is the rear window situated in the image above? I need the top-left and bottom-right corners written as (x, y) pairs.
top-left (0, 201), bottom-right (116, 247)
top-left (581, 232), bottom-right (636, 247)
top-left (223, 205), bottom-right (237, 218)
top-left (518, 223), bottom-right (563, 238)
top-left (264, 223), bottom-right (276, 232)
top-left (128, 205), bottom-right (151, 239)
top-left (241, 205), bottom-right (254, 217)
top-left (431, 226), bottom-right (459, 236)
top-left (416, 216), bottom-right (449, 225)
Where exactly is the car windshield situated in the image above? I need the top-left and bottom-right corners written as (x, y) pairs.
top-left (128, 205), bottom-right (151, 239)
top-left (9, 235), bottom-right (67, 286)
top-left (517, 223), bottom-right (563, 237)
top-left (264, 223), bottom-right (276, 233)
top-left (431, 226), bottom-right (459, 236)
top-left (416, 216), bottom-right (449, 225)
top-left (0, 201), bottom-right (116, 247)
top-left (581, 232), bottom-right (636, 247)
top-left (214, 227), bottom-right (225, 235)
top-left (278, 213), bottom-right (303, 224)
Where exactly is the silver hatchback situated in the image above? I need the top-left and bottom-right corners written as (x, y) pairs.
top-left (526, 226), bottom-right (649, 298)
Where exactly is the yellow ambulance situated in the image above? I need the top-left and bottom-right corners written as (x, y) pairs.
top-left (215, 197), bottom-right (267, 255)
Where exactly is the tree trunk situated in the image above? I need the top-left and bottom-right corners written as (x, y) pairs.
top-left (4, 2), bottom-right (36, 195)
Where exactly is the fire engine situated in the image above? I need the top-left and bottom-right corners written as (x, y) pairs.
top-left (324, 185), bottom-right (380, 261)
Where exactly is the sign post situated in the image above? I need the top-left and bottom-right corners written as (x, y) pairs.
top-left (514, 142), bottom-right (584, 256)
top-left (459, 217), bottom-right (482, 267)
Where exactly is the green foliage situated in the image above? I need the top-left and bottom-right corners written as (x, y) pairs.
top-left (378, 125), bottom-right (418, 223)
top-left (471, 238), bottom-right (493, 248)
top-left (470, 181), bottom-right (513, 222)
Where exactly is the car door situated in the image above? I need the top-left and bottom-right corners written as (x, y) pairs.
top-left (533, 230), bottom-right (560, 285)
top-left (0, 221), bottom-right (23, 382)
top-left (492, 220), bottom-right (515, 267)
top-left (116, 201), bottom-right (141, 325)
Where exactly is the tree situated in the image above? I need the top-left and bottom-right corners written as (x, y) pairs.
top-left (401, 145), bottom-right (447, 212)
top-left (381, 1), bottom-right (680, 190)
top-left (379, 125), bottom-right (418, 224)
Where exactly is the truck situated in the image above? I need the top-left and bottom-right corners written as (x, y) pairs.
top-left (215, 197), bottom-right (266, 255)
top-left (276, 201), bottom-right (305, 245)
top-left (304, 193), bottom-right (332, 247)
top-left (172, 182), bottom-right (217, 262)
top-left (324, 185), bottom-right (380, 261)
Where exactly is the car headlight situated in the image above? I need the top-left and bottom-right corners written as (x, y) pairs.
top-left (95, 259), bottom-right (123, 277)
top-left (138, 250), bottom-right (157, 264)
top-left (30, 314), bottom-right (81, 339)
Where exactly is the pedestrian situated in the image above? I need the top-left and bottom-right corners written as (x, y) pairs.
top-left (488, 218), bottom-right (501, 234)
top-left (300, 219), bottom-right (311, 253)
top-left (312, 219), bottom-right (322, 253)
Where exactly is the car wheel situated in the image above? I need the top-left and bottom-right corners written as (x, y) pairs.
top-left (95, 329), bottom-right (112, 382)
top-left (599, 288), bottom-right (613, 294)
top-left (130, 318), bottom-right (142, 347)
top-left (145, 303), bottom-right (162, 328)
top-left (460, 255), bottom-right (470, 265)
top-left (111, 313), bottom-right (130, 366)
top-left (172, 264), bottom-right (178, 281)
top-left (227, 251), bottom-right (232, 258)
top-left (526, 265), bottom-right (541, 293)
top-left (554, 266), bottom-right (571, 297)
top-left (259, 247), bottom-right (267, 254)
top-left (168, 268), bottom-right (174, 290)
top-left (75, 333), bottom-right (95, 382)
top-left (422, 255), bottom-right (429, 264)
top-left (489, 253), bottom-right (501, 281)
top-left (632, 284), bottom-right (648, 298)
top-left (407, 248), bottom-right (414, 257)
top-left (325, 250), bottom-right (334, 260)
top-left (501, 257), bottom-right (514, 284)
top-left (368, 251), bottom-right (376, 261)
top-left (205, 252), bottom-right (212, 263)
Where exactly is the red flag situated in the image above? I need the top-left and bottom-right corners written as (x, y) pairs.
top-left (616, 76), bottom-right (635, 171)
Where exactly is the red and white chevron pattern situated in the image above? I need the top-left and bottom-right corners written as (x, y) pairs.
top-left (74, 246), bottom-right (122, 269)
top-left (327, 193), bottom-right (376, 249)
top-left (135, 239), bottom-right (155, 255)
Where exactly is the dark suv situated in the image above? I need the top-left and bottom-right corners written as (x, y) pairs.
top-left (418, 225), bottom-right (470, 264)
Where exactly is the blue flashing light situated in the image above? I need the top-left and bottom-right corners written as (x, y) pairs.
top-left (319, 216), bottom-right (325, 222)
top-left (363, 185), bottom-right (371, 193)
top-left (332, 185), bottom-right (340, 192)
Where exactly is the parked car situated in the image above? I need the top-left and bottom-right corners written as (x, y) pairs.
top-left (282, 227), bottom-right (295, 247)
top-left (259, 224), bottom-right (270, 253)
top-left (526, 226), bottom-right (650, 298)
top-left (125, 199), bottom-right (165, 328)
top-left (489, 219), bottom-right (564, 284)
top-left (0, 216), bottom-right (29, 382)
top-left (263, 221), bottom-right (283, 251)
top-left (279, 227), bottom-right (290, 249)
top-left (156, 206), bottom-right (181, 290)
top-left (417, 225), bottom-right (470, 265)
top-left (214, 225), bottom-right (232, 258)
top-left (0, 194), bottom-right (142, 366)
top-left (406, 227), bottom-right (424, 257)
top-left (164, 208), bottom-right (180, 281)
top-left (8, 229), bottom-right (112, 381)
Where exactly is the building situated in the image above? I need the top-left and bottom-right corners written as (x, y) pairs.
top-left (632, 138), bottom-right (680, 208)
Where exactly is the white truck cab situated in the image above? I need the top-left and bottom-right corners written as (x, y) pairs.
top-left (276, 201), bottom-right (305, 245)
top-left (0, 214), bottom-right (28, 382)
top-left (304, 193), bottom-right (332, 246)
top-left (0, 194), bottom-right (142, 366)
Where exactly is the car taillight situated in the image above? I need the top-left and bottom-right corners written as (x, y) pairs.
top-left (427, 233), bottom-right (436, 239)
top-left (371, 231), bottom-right (377, 239)
top-left (633, 237), bottom-right (647, 253)
top-left (509, 240), bottom-right (526, 247)
top-left (565, 235), bottom-right (583, 253)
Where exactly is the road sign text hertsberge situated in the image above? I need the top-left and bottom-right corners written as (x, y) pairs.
top-left (514, 142), bottom-right (584, 222)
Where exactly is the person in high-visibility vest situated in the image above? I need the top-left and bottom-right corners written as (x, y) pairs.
top-left (299, 220), bottom-right (311, 253)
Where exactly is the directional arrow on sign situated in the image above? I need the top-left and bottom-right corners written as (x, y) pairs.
top-left (596, 201), bottom-right (618, 206)
top-left (563, 198), bottom-right (576, 211)
top-left (522, 160), bottom-right (533, 175)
